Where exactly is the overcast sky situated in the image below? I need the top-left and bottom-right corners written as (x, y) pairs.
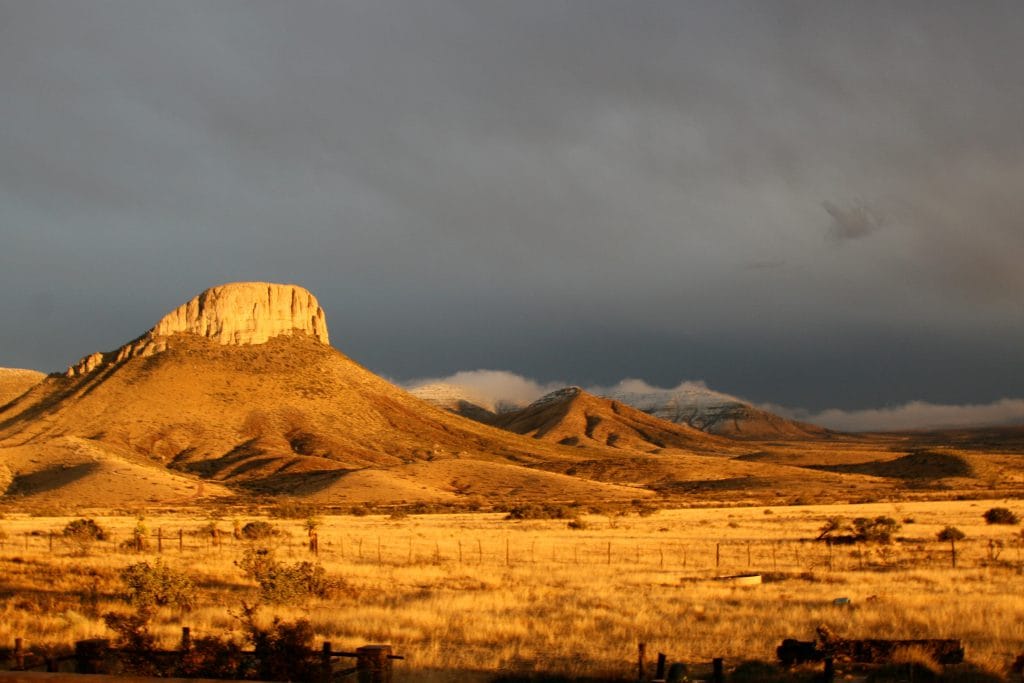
top-left (2, 2), bottom-right (1023, 428)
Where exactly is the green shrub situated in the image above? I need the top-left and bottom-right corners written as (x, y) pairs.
top-left (236, 548), bottom-right (331, 603)
top-left (240, 521), bottom-right (277, 540)
top-left (62, 518), bottom-right (107, 555)
top-left (852, 516), bottom-right (900, 543)
top-left (982, 507), bottom-right (1019, 525)
top-left (120, 559), bottom-right (197, 612)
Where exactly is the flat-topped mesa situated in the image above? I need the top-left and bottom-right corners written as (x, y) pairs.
top-left (66, 282), bottom-right (329, 377)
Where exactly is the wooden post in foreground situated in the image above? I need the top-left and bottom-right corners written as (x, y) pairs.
top-left (637, 642), bottom-right (646, 682)
top-left (356, 644), bottom-right (393, 683)
top-left (712, 658), bottom-right (724, 683)
top-left (320, 641), bottom-right (332, 683)
top-left (823, 657), bottom-right (835, 682)
top-left (13, 638), bottom-right (24, 670)
top-left (655, 652), bottom-right (667, 681)
top-left (180, 627), bottom-right (191, 652)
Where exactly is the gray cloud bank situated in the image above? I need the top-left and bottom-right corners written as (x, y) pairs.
top-left (770, 399), bottom-right (1024, 433)
top-left (404, 370), bottom-right (1024, 432)
top-left (2, 2), bottom-right (1024, 412)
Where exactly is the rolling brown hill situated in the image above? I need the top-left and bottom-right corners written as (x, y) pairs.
top-left (492, 387), bottom-right (744, 455)
top-left (0, 283), bottom-right (653, 506)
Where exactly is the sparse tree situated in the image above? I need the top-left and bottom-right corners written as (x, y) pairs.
top-left (937, 526), bottom-right (965, 568)
top-left (817, 516), bottom-right (846, 541)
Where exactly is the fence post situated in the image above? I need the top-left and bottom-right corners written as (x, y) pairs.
top-left (715, 543), bottom-right (720, 569)
top-left (180, 627), bottom-right (191, 651)
top-left (158, 528), bottom-right (163, 554)
top-left (655, 652), bottom-right (667, 681)
top-left (356, 644), bottom-right (393, 683)
top-left (321, 641), bottom-right (332, 683)
top-left (637, 642), bottom-right (646, 682)
top-left (179, 528), bottom-right (183, 552)
top-left (823, 657), bottom-right (835, 682)
top-left (712, 657), bottom-right (724, 683)
top-left (14, 638), bottom-right (24, 670)
top-left (74, 638), bottom-right (110, 674)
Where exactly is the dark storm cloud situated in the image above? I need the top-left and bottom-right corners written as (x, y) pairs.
top-left (2, 1), bottom-right (1024, 418)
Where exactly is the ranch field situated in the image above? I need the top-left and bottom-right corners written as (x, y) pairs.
top-left (1, 499), bottom-right (1023, 681)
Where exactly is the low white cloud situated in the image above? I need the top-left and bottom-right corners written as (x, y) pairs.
top-left (403, 369), bottom-right (563, 410)
top-left (767, 398), bottom-right (1024, 432)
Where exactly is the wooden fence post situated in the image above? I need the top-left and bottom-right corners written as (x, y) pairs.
top-left (823, 657), bottom-right (835, 682)
top-left (637, 642), bottom-right (646, 682)
top-left (178, 528), bottom-right (183, 552)
top-left (712, 657), bottom-right (724, 683)
top-left (321, 641), bottom-right (332, 683)
top-left (655, 652), bottom-right (667, 681)
top-left (157, 528), bottom-right (163, 554)
top-left (180, 627), bottom-right (191, 651)
top-left (14, 638), bottom-right (24, 670)
top-left (356, 644), bottom-right (393, 683)
top-left (715, 543), bottom-right (720, 569)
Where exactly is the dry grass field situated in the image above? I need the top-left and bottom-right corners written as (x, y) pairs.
top-left (1, 500), bottom-right (1023, 680)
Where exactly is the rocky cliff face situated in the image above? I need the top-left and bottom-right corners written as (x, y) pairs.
top-left (66, 282), bottom-right (329, 377)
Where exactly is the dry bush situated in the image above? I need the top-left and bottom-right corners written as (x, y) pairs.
top-left (120, 559), bottom-right (197, 612)
top-left (982, 507), bottom-right (1019, 525)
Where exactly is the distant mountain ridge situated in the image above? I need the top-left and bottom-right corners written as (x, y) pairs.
top-left (413, 377), bottom-right (829, 440)
top-left (492, 386), bottom-right (742, 455)
top-left (600, 381), bottom-right (829, 440)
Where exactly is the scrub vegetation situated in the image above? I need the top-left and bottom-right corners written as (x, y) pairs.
top-left (0, 500), bottom-right (1021, 680)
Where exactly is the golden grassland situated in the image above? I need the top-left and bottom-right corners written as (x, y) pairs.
top-left (1, 500), bottom-right (1023, 680)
